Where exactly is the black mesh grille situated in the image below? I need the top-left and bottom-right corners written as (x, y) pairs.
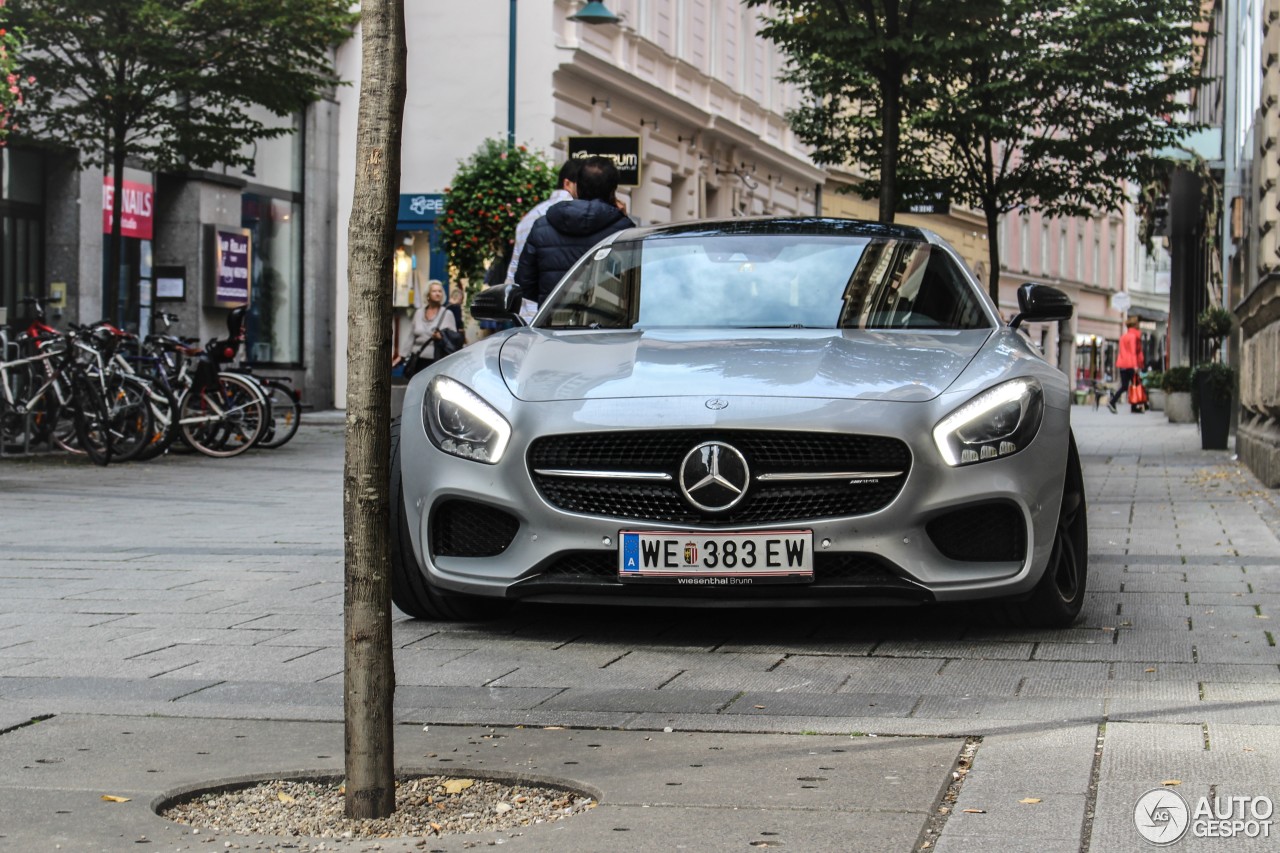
top-left (528, 430), bottom-right (910, 525)
top-left (926, 502), bottom-right (1026, 562)
top-left (522, 551), bottom-right (916, 589)
top-left (430, 500), bottom-right (519, 558)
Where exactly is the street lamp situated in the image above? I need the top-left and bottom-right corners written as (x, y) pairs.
top-left (568, 1), bottom-right (621, 25)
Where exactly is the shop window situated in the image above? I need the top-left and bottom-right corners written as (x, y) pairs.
top-left (242, 193), bottom-right (302, 365)
top-left (0, 148), bottom-right (44, 324)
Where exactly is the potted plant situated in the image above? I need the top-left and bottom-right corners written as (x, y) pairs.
top-left (1192, 305), bottom-right (1236, 450)
top-left (1144, 370), bottom-right (1165, 412)
top-left (1161, 366), bottom-right (1194, 423)
top-left (1191, 361), bottom-right (1235, 449)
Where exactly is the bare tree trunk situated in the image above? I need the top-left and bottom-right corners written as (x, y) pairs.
top-left (985, 204), bottom-right (1002, 307)
top-left (878, 76), bottom-right (900, 224)
top-left (343, 0), bottom-right (406, 821)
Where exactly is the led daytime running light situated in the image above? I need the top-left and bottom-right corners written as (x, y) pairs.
top-left (933, 379), bottom-right (1039, 467)
top-left (427, 376), bottom-right (511, 464)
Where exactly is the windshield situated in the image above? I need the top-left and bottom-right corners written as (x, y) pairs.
top-left (538, 234), bottom-right (992, 331)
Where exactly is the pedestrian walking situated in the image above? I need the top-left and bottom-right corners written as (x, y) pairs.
top-left (1107, 314), bottom-right (1144, 413)
top-left (514, 156), bottom-right (635, 307)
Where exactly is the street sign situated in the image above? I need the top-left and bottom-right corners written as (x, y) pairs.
top-left (1111, 291), bottom-right (1132, 312)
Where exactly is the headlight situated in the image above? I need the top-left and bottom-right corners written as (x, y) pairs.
top-left (932, 378), bottom-right (1044, 466)
top-left (423, 376), bottom-right (511, 464)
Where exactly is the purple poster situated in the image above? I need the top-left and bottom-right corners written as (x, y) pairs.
top-left (215, 229), bottom-right (251, 304)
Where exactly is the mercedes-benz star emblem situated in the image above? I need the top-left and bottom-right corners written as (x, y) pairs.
top-left (680, 442), bottom-right (750, 512)
top-left (705, 398), bottom-right (729, 410)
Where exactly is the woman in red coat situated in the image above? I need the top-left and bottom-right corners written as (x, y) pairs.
top-left (1108, 315), bottom-right (1144, 413)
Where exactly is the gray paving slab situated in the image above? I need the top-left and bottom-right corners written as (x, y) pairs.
top-left (0, 714), bottom-right (960, 852)
top-left (3, 408), bottom-right (1280, 850)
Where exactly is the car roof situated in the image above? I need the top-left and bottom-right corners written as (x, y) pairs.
top-left (616, 216), bottom-right (935, 243)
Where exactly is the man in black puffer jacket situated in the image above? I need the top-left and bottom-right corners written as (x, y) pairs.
top-left (515, 155), bottom-right (635, 306)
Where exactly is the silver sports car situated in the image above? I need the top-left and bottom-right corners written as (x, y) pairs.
top-left (391, 217), bottom-right (1087, 627)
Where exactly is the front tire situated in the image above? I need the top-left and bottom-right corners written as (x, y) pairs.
top-left (389, 416), bottom-right (510, 621)
top-left (1002, 431), bottom-right (1088, 628)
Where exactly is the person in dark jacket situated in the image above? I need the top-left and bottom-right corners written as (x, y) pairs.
top-left (514, 155), bottom-right (635, 306)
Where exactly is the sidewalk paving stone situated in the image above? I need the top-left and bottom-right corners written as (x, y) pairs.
top-left (4, 408), bottom-right (1280, 850)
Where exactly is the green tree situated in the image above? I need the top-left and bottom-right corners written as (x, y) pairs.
top-left (343, 0), bottom-right (405, 821)
top-left (750, 0), bottom-right (1206, 301)
top-left (440, 138), bottom-right (557, 289)
top-left (746, 0), bottom-right (956, 224)
top-left (9, 0), bottom-right (355, 321)
top-left (917, 0), bottom-right (1206, 300)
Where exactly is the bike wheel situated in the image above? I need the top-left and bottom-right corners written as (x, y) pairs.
top-left (73, 375), bottom-right (114, 466)
top-left (102, 375), bottom-right (154, 463)
top-left (2, 363), bottom-right (58, 451)
top-left (179, 373), bottom-right (265, 457)
top-left (133, 378), bottom-right (179, 461)
top-left (256, 380), bottom-right (302, 449)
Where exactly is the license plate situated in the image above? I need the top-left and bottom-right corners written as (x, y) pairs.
top-left (618, 530), bottom-right (814, 584)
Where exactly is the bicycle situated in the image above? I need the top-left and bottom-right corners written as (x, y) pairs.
top-left (0, 317), bottom-right (146, 465)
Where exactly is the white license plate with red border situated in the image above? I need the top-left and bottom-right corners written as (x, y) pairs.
top-left (618, 530), bottom-right (814, 584)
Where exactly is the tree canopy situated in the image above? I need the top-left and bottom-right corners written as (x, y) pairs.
top-left (9, 0), bottom-right (355, 318)
top-left (751, 0), bottom-right (1207, 299)
top-left (12, 0), bottom-right (354, 170)
top-left (440, 138), bottom-right (557, 288)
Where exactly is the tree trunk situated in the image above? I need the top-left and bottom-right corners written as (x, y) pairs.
top-left (984, 203), bottom-right (1002, 307)
top-left (343, 0), bottom-right (406, 821)
top-left (878, 74), bottom-right (900, 224)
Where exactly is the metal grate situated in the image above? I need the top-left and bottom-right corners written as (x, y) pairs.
top-left (528, 430), bottom-right (910, 525)
top-left (430, 499), bottom-right (519, 558)
top-left (925, 502), bottom-right (1027, 562)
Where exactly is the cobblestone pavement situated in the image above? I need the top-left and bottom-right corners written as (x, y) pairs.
top-left (2, 406), bottom-right (1278, 851)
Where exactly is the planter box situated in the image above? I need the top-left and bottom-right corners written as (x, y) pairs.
top-left (1195, 373), bottom-right (1232, 450)
top-left (1165, 391), bottom-right (1194, 423)
top-left (1148, 388), bottom-right (1166, 412)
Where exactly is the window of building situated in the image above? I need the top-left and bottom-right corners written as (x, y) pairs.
top-left (0, 148), bottom-right (44, 325)
top-left (1020, 216), bottom-right (1029, 272)
top-left (1058, 222), bottom-right (1067, 275)
top-left (242, 115), bottom-right (304, 366)
top-left (1093, 235), bottom-right (1100, 284)
top-left (1076, 234), bottom-right (1084, 280)
top-left (1040, 222), bottom-right (1049, 274)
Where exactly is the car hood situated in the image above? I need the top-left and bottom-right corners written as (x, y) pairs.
top-left (496, 328), bottom-right (992, 402)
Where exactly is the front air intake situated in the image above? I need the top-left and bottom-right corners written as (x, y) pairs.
top-left (926, 502), bottom-right (1027, 562)
top-left (430, 500), bottom-right (519, 558)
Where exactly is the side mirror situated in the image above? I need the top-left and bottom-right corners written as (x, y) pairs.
top-left (1009, 283), bottom-right (1073, 331)
top-left (470, 283), bottom-right (524, 324)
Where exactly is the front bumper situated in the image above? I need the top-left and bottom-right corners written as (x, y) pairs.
top-left (399, 388), bottom-right (1069, 607)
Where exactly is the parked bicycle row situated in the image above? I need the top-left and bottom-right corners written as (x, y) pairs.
top-left (1, 298), bottom-right (301, 465)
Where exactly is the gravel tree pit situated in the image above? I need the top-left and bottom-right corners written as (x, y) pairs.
top-left (160, 773), bottom-right (598, 841)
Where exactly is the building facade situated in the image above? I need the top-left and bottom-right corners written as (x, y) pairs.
top-left (2, 104), bottom-right (342, 410)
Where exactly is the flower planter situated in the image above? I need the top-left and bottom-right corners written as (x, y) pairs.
top-left (1165, 391), bottom-right (1194, 423)
top-left (1147, 388), bottom-right (1166, 412)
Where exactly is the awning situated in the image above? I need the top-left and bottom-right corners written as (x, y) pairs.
top-left (1127, 305), bottom-right (1169, 322)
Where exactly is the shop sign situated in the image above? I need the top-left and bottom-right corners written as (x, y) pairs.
top-left (399, 193), bottom-right (445, 224)
top-left (567, 136), bottom-right (641, 186)
top-left (206, 225), bottom-right (252, 307)
top-left (103, 178), bottom-right (155, 239)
